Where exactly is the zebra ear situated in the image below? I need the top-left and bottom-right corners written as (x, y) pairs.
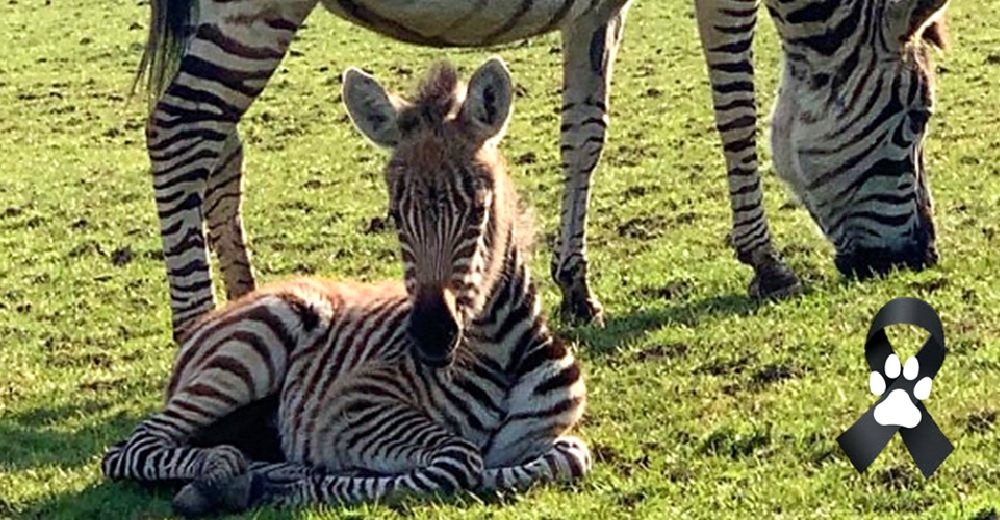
top-left (342, 67), bottom-right (404, 148)
top-left (460, 56), bottom-right (513, 143)
top-left (887, 0), bottom-right (949, 44)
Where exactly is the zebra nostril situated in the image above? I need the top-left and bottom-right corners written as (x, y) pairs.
top-left (409, 287), bottom-right (461, 367)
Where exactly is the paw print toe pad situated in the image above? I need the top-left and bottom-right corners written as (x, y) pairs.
top-left (870, 371), bottom-right (886, 396)
top-left (903, 357), bottom-right (920, 380)
top-left (885, 354), bottom-right (901, 379)
top-left (913, 377), bottom-right (932, 401)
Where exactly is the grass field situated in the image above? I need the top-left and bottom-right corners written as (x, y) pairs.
top-left (2, 0), bottom-right (1000, 519)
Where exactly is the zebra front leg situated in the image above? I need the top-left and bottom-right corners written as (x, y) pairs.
top-left (148, 0), bottom-right (317, 340)
top-left (693, 0), bottom-right (802, 299)
top-left (552, 3), bottom-right (630, 326)
top-left (480, 436), bottom-right (591, 491)
top-left (480, 337), bottom-right (586, 476)
top-left (205, 134), bottom-right (255, 300)
top-left (233, 437), bottom-right (591, 513)
top-left (177, 427), bottom-right (485, 515)
top-left (260, 439), bottom-right (482, 508)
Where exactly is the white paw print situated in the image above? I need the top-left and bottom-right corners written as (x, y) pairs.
top-left (871, 354), bottom-right (933, 429)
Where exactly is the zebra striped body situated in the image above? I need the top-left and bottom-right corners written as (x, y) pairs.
top-left (103, 275), bottom-right (586, 516)
top-left (103, 58), bottom-right (590, 518)
top-left (139, 0), bottom-right (948, 338)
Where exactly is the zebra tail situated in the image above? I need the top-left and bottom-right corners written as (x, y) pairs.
top-left (132, 0), bottom-right (197, 107)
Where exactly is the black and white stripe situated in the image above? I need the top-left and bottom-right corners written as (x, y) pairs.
top-left (136, 0), bottom-right (948, 338)
top-left (103, 59), bottom-right (590, 518)
top-left (697, 0), bottom-right (947, 289)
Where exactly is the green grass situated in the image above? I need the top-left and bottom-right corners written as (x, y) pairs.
top-left (2, 1), bottom-right (999, 519)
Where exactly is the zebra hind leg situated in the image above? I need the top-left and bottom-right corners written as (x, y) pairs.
top-left (551, 5), bottom-right (629, 326)
top-left (148, 0), bottom-right (316, 340)
top-left (205, 134), bottom-right (256, 301)
top-left (102, 432), bottom-right (252, 516)
top-left (479, 436), bottom-right (592, 492)
top-left (174, 459), bottom-right (398, 518)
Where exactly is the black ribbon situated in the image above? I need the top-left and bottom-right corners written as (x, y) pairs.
top-left (837, 297), bottom-right (953, 478)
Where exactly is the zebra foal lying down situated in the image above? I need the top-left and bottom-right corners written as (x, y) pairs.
top-left (101, 57), bottom-right (590, 517)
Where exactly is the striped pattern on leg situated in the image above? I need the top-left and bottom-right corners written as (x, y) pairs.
top-left (694, 0), bottom-right (803, 298)
top-left (145, 0), bottom-right (314, 339)
top-left (480, 436), bottom-right (592, 491)
top-left (247, 438), bottom-right (483, 508)
top-left (550, 5), bottom-right (629, 325)
top-left (205, 134), bottom-right (255, 300)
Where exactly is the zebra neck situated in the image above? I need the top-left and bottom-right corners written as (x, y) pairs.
top-left (467, 242), bottom-right (550, 369)
top-left (767, 0), bottom-right (873, 58)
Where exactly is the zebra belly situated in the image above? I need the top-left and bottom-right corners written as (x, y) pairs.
top-left (190, 394), bottom-right (285, 463)
top-left (318, 0), bottom-right (588, 47)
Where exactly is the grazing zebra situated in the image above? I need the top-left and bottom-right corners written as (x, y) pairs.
top-left (102, 58), bottom-right (590, 518)
top-left (138, 0), bottom-right (949, 338)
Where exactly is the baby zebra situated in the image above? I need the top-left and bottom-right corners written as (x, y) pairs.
top-left (101, 57), bottom-right (590, 517)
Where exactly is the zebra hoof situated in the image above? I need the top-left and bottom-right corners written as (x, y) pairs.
top-left (748, 262), bottom-right (804, 300)
top-left (558, 293), bottom-right (605, 327)
top-left (554, 436), bottom-right (593, 476)
top-left (172, 471), bottom-right (254, 518)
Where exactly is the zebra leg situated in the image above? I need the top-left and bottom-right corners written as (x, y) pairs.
top-left (552, 3), bottom-right (630, 326)
top-left (176, 427), bottom-right (484, 514)
top-left (102, 415), bottom-right (255, 517)
top-left (261, 440), bottom-right (481, 508)
top-left (694, 0), bottom-right (803, 299)
top-left (205, 135), bottom-right (255, 300)
top-left (480, 436), bottom-right (591, 491)
top-left (103, 308), bottom-right (294, 516)
top-left (103, 436), bottom-right (253, 517)
top-left (150, 0), bottom-right (316, 340)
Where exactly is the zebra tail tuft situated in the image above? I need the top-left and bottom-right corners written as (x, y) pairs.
top-left (132, 0), bottom-right (197, 108)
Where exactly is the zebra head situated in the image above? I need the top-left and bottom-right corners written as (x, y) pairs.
top-left (771, 0), bottom-right (948, 278)
top-left (343, 57), bottom-right (515, 368)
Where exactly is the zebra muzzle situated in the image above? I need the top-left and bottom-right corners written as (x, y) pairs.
top-left (408, 287), bottom-right (462, 368)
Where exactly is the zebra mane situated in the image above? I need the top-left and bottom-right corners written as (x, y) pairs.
top-left (412, 61), bottom-right (463, 124)
top-left (398, 61), bottom-right (538, 258)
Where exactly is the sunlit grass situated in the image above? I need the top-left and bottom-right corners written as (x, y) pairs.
top-left (1, 1), bottom-right (998, 518)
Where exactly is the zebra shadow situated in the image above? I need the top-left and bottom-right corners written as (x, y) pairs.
top-left (13, 480), bottom-right (176, 520)
top-left (561, 291), bottom-right (761, 359)
top-left (16, 474), bottom-right (547, 520)
top-left (0, 399), bottom-right (144, 473)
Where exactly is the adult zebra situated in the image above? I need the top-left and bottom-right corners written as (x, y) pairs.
top-left (103, 58), bottom-right (589, 517)
top-left (139, 0), bottom-right (948, 338)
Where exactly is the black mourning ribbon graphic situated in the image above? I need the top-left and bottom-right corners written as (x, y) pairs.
top-left (837, 297), bottom-right (953, 478)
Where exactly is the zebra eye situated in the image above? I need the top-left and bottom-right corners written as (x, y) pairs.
top-left (908, 109), bottom-right (931, 134)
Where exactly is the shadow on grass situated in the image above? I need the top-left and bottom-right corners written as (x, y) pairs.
top-left (13, 480), bottom-right (172, 520)
top-left (561, 292), bottom-right (761, 358)
top-left (0, 400), bottom-right (144, 473)
top-left (14, 473), bottom-right (539, 520)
